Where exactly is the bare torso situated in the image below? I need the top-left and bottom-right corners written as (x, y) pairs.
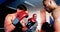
top-left (4, 13), bottom-right (17, 32)
top-left (52, 7), bottom-right (60, 32)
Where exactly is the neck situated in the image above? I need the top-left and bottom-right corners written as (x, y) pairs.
top-left (52, 3), bottom-right (58, 10)
top-left (52, 0), bottom-right (58, 10)
top-left (54, 5), bottom-right (58, 8)
top-left (52, 5), bottom-right (58, 10)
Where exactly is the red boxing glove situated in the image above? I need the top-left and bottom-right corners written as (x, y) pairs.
top-left (17, 11), bottom-right (28, 20)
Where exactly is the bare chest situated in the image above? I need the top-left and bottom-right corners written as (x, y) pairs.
top-left (52, 8), bottom-right (60, 19)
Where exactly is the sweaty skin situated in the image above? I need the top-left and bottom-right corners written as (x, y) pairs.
top-left (40, 9), bottom-right (48, 32)
top-left (40, 9), bottom-right (46, 25)
top-left (4, 14), bottom-right (16, 32)
top-left (43, 0), bottom-right (60, 32)
top-left (52, 7), bottom-right (60, 32)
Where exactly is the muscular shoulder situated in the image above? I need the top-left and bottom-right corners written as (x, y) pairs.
top-left (40, 9), bottom-right (46, 13)
top-left (5, 14), bottom-right (15, 22)
top-left (52, 8), bottom-right (60, 19)
top-left (4, 14), bottom-right (13, 25)
top-left (54, 7), bottom-right (60, 12)
top-left (5, 14), bottom-right (13, 19)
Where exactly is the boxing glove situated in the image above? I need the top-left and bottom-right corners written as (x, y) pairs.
top-left (17, 11), bottom-right (28, 20)
top-left (12, 11), bottom-right (28, 26)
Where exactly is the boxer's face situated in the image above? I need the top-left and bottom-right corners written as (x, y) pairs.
top-left (33, 14), bottom-right (37, 19)
top-left (17, 9), bottom-right (23, 12)
top-left (43, 0), bottom-right (53, 13)
top-left (25, 11), bottom-right (28, 14)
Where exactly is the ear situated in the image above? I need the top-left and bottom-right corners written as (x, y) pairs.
top-left (50, 0), bottom-right (55, 6)
top-left (49, 0), bottom-right (53, 5)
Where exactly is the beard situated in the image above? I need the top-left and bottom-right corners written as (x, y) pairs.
top-left (44, 7), bottom-right (53, 13)
top-left (46, 9), bottom-right (52, 13)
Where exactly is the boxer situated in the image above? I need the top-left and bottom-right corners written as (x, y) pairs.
top-left (40, 9), bottom-right (54, 32)
top-left (43, 0), bottom-right (60, 32)
top-left (26, 14), bottom-right (38, 32)
top-left (4, 4), bottom-right (28, 32)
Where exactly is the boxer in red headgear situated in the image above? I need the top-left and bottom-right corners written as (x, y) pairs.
top-left (4, 4), bottom-right (28, 32)
top-left (26, 14), bottom-right (38, 32)
top-left (27, 14), bottom-right (37, 27)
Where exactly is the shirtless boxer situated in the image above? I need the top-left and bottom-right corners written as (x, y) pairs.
top-left (43, 0), bottom-right (60, 32)
top-left (40, 9), bottom-right (54, 32)
top-left (4, 4), bottom-right (28, 32)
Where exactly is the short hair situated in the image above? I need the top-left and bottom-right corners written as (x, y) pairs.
top-left (43, 0), bottom-right (46, 3)
top-left (33, 14), bottom-right (37, 16)
top-left (17, 4), bottom-right (27, 11)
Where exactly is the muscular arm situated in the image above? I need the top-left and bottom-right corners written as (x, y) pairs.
top-left (40, 9), bottom-right (46, 24)
top-left (4, 15), bottom-right (15, 32)
top-left (40, 9), bottom-right (46, 32)
top-left (52, 9), bottom-right (60, 32)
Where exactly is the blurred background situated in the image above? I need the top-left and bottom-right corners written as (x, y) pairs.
top-left (0, 0), bottom-right (60, 32)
